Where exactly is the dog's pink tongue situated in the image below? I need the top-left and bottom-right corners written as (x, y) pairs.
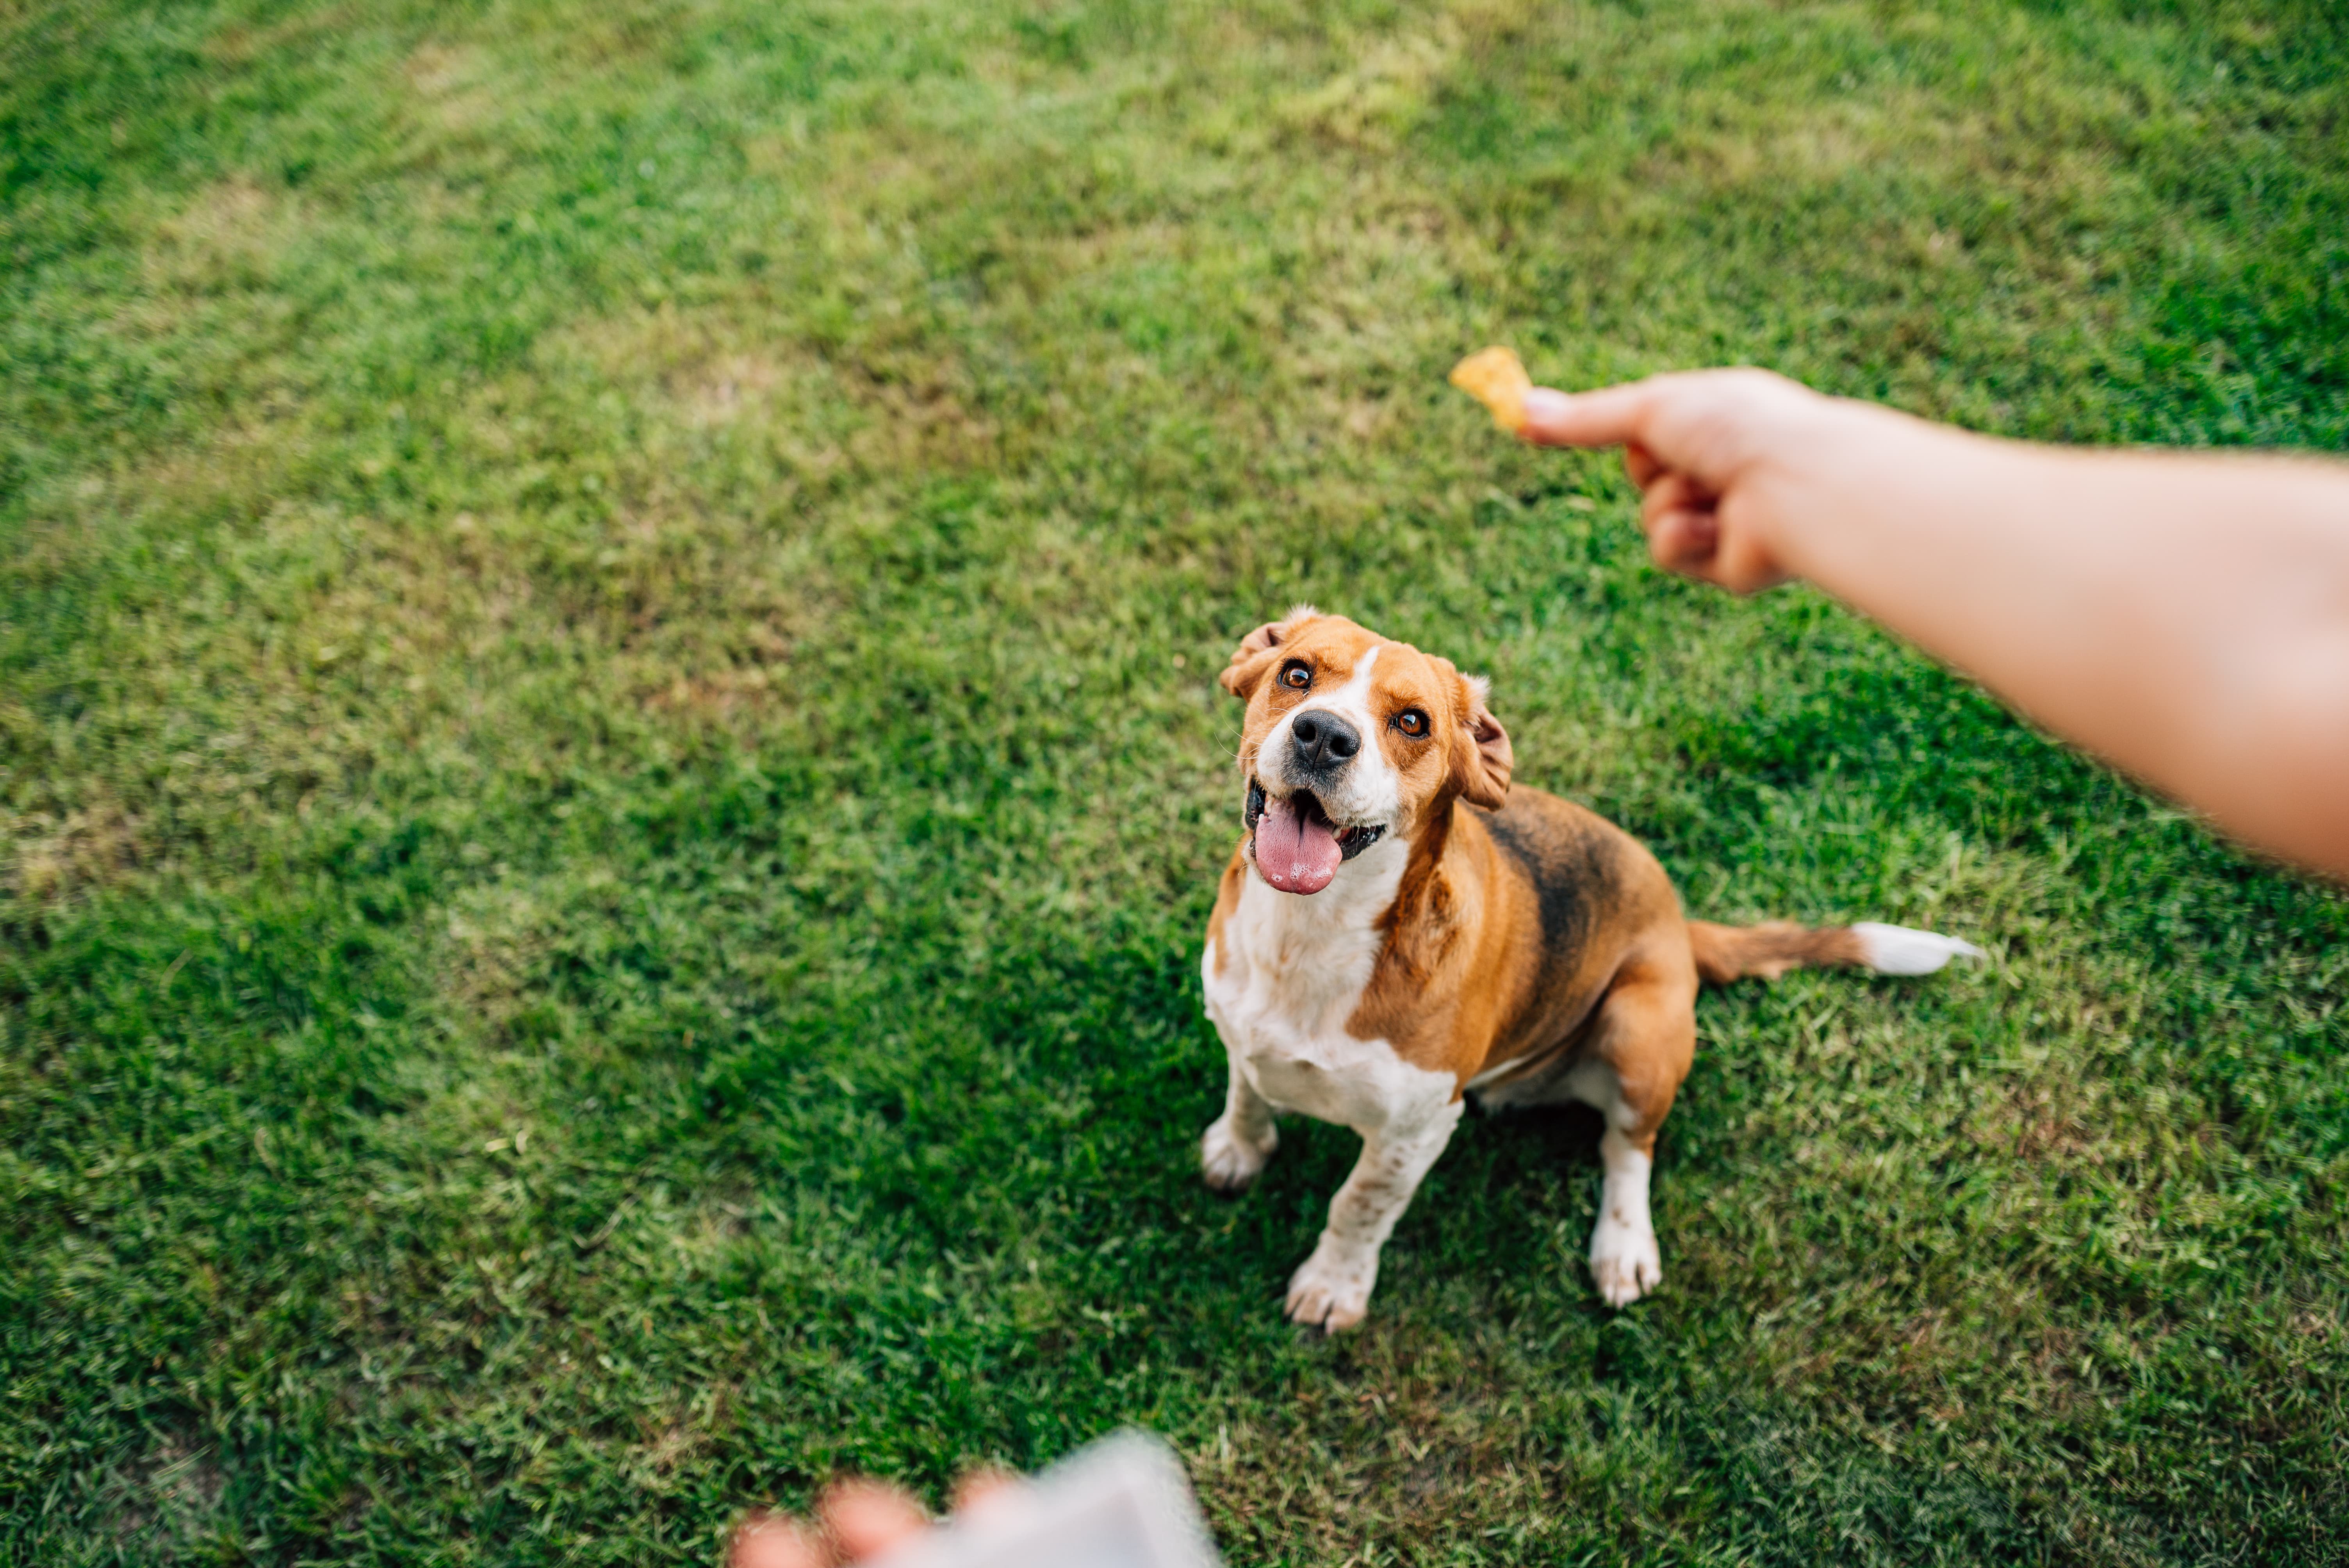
top-left (1256, 795), bottom-right (1343, 895)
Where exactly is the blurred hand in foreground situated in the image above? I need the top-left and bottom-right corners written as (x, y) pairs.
top-left (731, 1472), bottom-right (1012, 1568)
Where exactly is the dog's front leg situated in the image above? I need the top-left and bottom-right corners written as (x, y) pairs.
top-left (1201, 1058), bottom-right (1279, 1195)
top-left (1285, 1100), bottom-right (1464, 1332)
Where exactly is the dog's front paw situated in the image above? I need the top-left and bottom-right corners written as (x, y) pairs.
top-left (1588, 1218), bottom-right (1662, 1308)
top-left (1201, 1115), bottom-right (1277, 1196)
top-left (1284, 1237), bottom-right (1377, 1332)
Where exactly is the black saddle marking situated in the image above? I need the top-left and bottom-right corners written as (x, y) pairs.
top-left (1480, 800), bottom-right (1624, 1059)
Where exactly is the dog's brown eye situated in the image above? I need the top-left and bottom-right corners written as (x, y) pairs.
top-left (1395, 709), bottom-right (1429, 738)
top-left (1280, 660), bottom-right (1312, 690)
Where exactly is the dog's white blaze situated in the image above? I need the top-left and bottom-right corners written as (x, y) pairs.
top-left (1202, 832), bottom-right (1463, 1329)
top-left (1851, 921), bottom-right (1985, 975)
top-left (1257, 643), bottom-right (1403, 832)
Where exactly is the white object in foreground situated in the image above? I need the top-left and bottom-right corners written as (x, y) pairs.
top-left (871, 1431), bottom-right (1223, 1568)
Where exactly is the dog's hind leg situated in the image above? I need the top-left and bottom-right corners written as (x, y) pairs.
top-left (1561, 960), bottom-right (1697, 1308)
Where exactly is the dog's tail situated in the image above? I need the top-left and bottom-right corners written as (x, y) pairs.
top-left (1686, 919), bottom-right (1984, 985)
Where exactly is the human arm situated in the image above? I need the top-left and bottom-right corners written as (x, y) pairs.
top-left (1517, 370), bottom-right (2349, 877)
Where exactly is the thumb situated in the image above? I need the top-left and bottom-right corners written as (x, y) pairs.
top-left (1516, 380), bottom-right (1665, 450)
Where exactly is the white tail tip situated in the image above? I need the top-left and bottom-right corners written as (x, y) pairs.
top-left (1850, 921), bottom-right (1986, 976)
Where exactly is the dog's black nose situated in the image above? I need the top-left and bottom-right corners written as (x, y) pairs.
top-left (1290, 709), bottom-right (1361, 772)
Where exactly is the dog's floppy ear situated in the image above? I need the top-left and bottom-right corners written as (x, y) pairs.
top-left (1450, 670), bottom-right (1513, 810)
top-left (1220, 604), bottom-right (1321, 699)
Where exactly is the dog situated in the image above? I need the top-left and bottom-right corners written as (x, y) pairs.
top-left (1198, 608), bottom-right (1981, 1329)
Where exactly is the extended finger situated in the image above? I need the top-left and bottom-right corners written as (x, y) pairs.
top-left (1624, 441), bottom-right (1661, 487)
top-left (1516, 380), bottom-right (1668, 449)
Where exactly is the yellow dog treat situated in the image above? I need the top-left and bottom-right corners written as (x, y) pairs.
top-left (1449, 345), bottom-right (1532, 433)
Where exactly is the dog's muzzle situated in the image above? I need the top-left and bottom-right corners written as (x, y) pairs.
top-left (1245, 777), bottom-right (1386, 896)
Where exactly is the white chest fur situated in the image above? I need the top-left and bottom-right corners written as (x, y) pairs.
top-left (1201, 838), bottom-right (1459, 1137)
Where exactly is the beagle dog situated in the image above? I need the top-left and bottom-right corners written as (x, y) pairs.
top-left (1199, 608), bottom-right (1980, 1329)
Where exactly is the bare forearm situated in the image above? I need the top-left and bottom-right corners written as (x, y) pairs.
top-left (1520, 370), bottom-right (2349, 873)
top-left (1757, 405), bottom-right (2349, 871)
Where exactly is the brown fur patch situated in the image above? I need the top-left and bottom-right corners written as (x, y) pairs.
top-left (1347, 786), bottom-right (1695, 1136)
top-left (1686, 920), bottom-right (1869, 983)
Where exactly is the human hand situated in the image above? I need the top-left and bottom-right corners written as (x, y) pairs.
top-left (1516, 368), bottom-right (1849, 593)
top-left (730, 1471), bottom-right (1014, 1568)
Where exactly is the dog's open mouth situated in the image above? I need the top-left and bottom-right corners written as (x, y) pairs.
top-left (1246, 778), bottom-right (1386, 895)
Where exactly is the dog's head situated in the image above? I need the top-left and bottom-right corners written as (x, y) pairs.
top-left (1221, 606), bottom-right (1512, 896)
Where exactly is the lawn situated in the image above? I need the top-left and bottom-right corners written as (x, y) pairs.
top-left (4, 0), bottom-right (2347, 1562)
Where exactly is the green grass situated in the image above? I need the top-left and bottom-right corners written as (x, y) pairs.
top-left (4, 0), bottom-right (2347, 1561)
